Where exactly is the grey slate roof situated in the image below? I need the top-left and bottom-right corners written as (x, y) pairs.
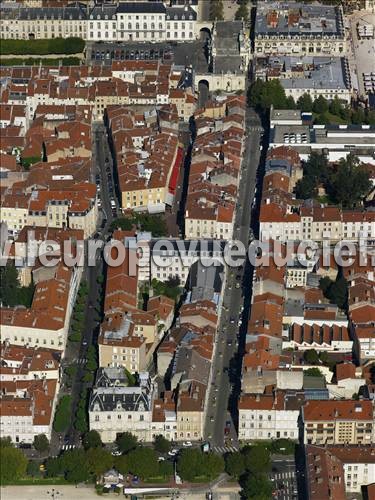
top-left (117, 2), bottom-right (165, 14)
top-left (255, 1), bottom-right (344, 38)
top-left (89, 386), bottom-right (151, 412)
top-left (166, 6), bottom-right (196, 20)
top-left (1, 2), bottom-right (88, 20)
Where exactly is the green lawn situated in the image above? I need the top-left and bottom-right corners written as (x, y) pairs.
top-left (0, 38), bottom-right (84, 56)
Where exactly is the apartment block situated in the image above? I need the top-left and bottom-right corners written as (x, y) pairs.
top-left (238, 391), bottom-right (304, 441)
top-left (0, 344), bottom-right (60, 443)
top-left (302, 400), bottom-right (374, 446)
top-left (0, 263), bottom-right (80, 352)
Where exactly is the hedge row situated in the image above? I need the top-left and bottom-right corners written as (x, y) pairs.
top-left (0, 37), bottom-right (84, 55)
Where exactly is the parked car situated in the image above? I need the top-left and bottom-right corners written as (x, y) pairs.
top-left (182, 441), bottom-right (192, 447)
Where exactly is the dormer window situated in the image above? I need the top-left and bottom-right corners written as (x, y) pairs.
top-left (97, 15), bottom-right (100, 20)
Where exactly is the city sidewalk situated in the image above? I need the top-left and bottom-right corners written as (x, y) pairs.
top-left (0, 485), bottom-right (96, 500)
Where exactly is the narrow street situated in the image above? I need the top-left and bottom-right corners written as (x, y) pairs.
top-left (50, 123), bottom-right (116, 454)
top-left (204, 107), bottom-right (263, 449)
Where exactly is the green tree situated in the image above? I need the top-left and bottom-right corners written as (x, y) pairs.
top-left (235, 4), bottom-right (249, 20)
top-left (326, 155), bottom-right (371, 209)
top-left (0, 446), bottom-right (28, 484)
top-left (285, 95), bottom-right (296, 109)
top-left (295, 151), bottom-right (329, 200)
top-left (116, 432), bottom-right (138, 454)
top-left (366, 110), bottom-right (375, 125)
top-left (53, 395), bottom-right (72, 433)
top-left (305, 367), bottom-right (324, 377)
top-left (114, 455), bottom-right (128, 475)
top-left (240, 472), bottom-right (273, 500)
top-left (351, 107), bottom-right (366, 125)
top-left (248, 79), bottom-right (289, 112)
top-left (110, 217), bottom-right (133, 232)
top-left (177, 448), bottom-right (204, 481)
top-left (60, 449), bottom-right (89, 483)
top-left (83, 430), bottom-right (102, 450)
top-left (0, 263), bottom-right (35, 307)
top-left (21, 155), bottom-right (41, 169)
top-left (312, 95), bottom-right (328, 114)
top-left (295, 175), bottom-right (318, 199)
top-left (303, 349), bottom-right (320, 365)
top-left (243, 445), bottom-right (271, 474)
top-left (26, 460), bottom-right (40, 478)
top-left (0, 437), bottom-right (13, 448)
top-left (124, 367), bottom-right (137, 386)
top-left (85, 447), bottom-right (113, 479)
top-left (296, 93), bottom-right (313, 112)
top-left (45, 457), bottom-right (63, 478)
top-left (320, 275), bottom-right (348, 310)
top-left (225, 452), bottom-right (246, 477)
top-left (329, 96), bottom-right (344, 117)
top-left (126, 447), bottom-right (159, 480)
top-left (159, 460), bottom-right (173, 478)
top-left (154, 435), bottom-right (171, 454)
top-left (315, 112), bottom-right (332, 125)
top-left (205, 453), bottom-right (225, 480)
top-left (33, 434), bottom-right (49, 453)
top-left (209, 0), bottom-right (224, 20)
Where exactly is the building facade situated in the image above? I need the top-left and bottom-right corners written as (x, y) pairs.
top-left (0, 2), bottom-right (198, 42)
top-left (302, 400), bottom-right (374, 446)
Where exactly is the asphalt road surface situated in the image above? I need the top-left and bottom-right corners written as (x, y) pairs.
top-left (270, 455), bottom-right (298, 500)
top-left (50, 123), bottom-right (117, 454)
top-left (204, 108), bottom-right (263, 448)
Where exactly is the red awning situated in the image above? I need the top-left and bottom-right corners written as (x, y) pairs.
top-left (168, 147), bottom-right (183, 195)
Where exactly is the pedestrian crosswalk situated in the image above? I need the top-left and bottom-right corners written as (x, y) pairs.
top-left (61, 444), bottom-right (76, 451)
top-left (213, 445), bottom-right (239, 454)
top-left (271, 472), bottom-right (295, 480)
top-left (76, 358), bottom-right (87, 365)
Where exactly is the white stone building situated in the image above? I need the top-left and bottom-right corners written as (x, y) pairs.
top-left (255, 2), bottom-right (346, 57)
top-left (238, 392), bottom-right (303, 441)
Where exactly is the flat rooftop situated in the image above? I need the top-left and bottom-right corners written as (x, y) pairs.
top-left (271, 124), bottom-right (375, 146)
top-left (256, 1), bottom-right (344, 38)
top-left (269, 56), bottom-right (350, 91)
top-left (213, 20), bottom-right (246, 74)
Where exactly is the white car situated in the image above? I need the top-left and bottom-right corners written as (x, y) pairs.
top-left (168, 449), bottom-right (178, 456)
top-left (158, 456), bottom-right (165, 462)
top-left (111, 450), bottom-right (122, 456)
top-left (182, 441), bottom-right (192, 447)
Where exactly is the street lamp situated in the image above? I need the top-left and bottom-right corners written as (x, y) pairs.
top-left (46, 489), bottom-right (62, 499)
